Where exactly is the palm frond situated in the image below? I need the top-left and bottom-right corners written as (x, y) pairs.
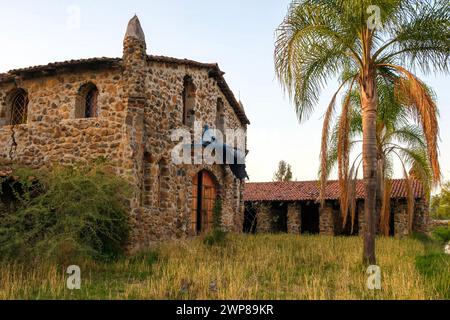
top-left (385, 65), bottom-right (441, 184)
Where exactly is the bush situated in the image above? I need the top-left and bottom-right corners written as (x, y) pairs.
top-left (0, 161), bottom-right (131, 264)
top-left (203, 198), bottom-right (228, 247)
top-left (430, 183), bottom-right (450, 220)
top-left (203, 229), bottom-right (228, 247)
top-left (432, 227), bottom-right (450, 244)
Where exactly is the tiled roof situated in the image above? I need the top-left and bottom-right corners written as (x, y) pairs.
top-left (0, 55), bottom-right (250, 125)
top-left (244, 179), bottom-right (425, 202)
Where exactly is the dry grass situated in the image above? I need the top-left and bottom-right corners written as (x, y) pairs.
top-left (0, 234), bottom-right (448, 300)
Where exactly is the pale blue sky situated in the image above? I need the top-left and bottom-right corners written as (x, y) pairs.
top-left (1, 1), bottom-right (449, 183)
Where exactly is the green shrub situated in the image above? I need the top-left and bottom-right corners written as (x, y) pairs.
top-left (416, 252), bottom-right (450, 299)
top-left (430, 183), bottom-right (450, 220)
top-left (0, 161), bottom-right (131, 264)
top-left (432, 227), bottom-right (450, 244)
top-left (203, 198), bottom-right (228, 247)
top-left (203, 229), bottom-right (228, 247)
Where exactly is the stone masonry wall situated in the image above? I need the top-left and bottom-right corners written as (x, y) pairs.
top-left (0, 67), bottom-right (126, 169)
top-left (130, 59), bottom-right (246, 247)
top-left (319, 202), bottom-right (335, 235)
top-left (0, 18), bottom-right (248, 250)
top-left (287, 203), bottom-right (301, 234)
top-left (255, 204), bottom-right (272, 233)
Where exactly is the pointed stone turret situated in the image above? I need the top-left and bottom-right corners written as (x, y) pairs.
top-left (123, 15), bottom-right (147, 96)
top-left (123, 15), bottom-right (147, 71)
top-left (124, 15), bottom-right (146, 45)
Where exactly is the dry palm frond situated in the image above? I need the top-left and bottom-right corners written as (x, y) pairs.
top-left (337, 80), bottom-right (356, 223)
top-left (319, 76), bottom-right (357, 206)
top-left (382, 64), bottom-right (441, 186)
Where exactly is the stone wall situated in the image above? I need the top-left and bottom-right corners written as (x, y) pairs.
top-left (287, 203), bottom-right (301, 234)
top-left (248, 197), bottom-right (429, 238)
top-left (0, 70), bottom-right (126, 172)
top-left (319, 202), bottom-right (335, 235)
top-left (255, 204), bottom-right (272, 233)
top-left (0, 17), bottom-right (248, 250)
top-left (413, 198), bottom-right (430, 234)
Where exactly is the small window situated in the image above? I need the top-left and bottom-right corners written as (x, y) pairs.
top-left (8, 89), bottom-right (28, 125)
top-left (182, 76), bottom-right (196, 126)
top-left (142, 155), bottom-right (170, 208)
top-left (216, 98), bottom-right (225, 133)
top-left (76, 83), bottom-right (99, 118)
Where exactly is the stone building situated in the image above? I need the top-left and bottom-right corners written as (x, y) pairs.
top-left (243, 180), bottom-right (429, 238)
top-left (0, 16), bottom-right (250, 249)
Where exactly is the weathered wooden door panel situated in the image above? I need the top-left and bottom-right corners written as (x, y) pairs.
top-left (191, 171), bottom-right (217, 235)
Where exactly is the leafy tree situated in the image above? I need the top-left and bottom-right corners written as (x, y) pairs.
top-left (273, 160), bottom-right (294, 182)
top-left (275, 0), bottom-right (447, 264)
top-left (431, 183), bottom-right (450, 220)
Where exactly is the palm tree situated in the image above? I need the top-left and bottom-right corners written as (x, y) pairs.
top-left (275, 0), bottom-right (448, 264)
top-left (323, 77), bottom-right (436, 236)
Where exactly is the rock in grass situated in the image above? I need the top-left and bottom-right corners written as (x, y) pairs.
top-left (445, 242), bottom-right (450, 255)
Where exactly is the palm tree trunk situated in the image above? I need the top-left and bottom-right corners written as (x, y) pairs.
top-left (361, 69), bottom-right (378, 266)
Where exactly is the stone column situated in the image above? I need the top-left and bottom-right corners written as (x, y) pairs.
top-left (413, 198), bottom-right (430, 234)
top-left (121, 16), bottom-right (150, 248)
top-left (287, 203), bottom-right (301, 234)
top-left (394, 202), bottom-right (409, 238)
top-left (122, 15), bottom-right (148, 210)
top-left (256, 203), bottom-right (272, 233)
top-left (320, 202), bottom-right (334, 235)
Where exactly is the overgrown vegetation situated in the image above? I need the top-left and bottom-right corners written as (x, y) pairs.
top-left (203, 198), bottom-right (227, 247)
top-left (431, 182), bottom-right (450, 220)
top-left (414, 230), bottom-right (450, 300)
top-left (432, 226), bottom-right (450, 244)
top-left (0, 161), bottom-right (131, 264)
top-left (0, 234), bottom-right (448, 300)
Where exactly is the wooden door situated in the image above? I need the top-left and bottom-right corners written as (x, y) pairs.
top-left (191, 171), bottom-right (217, 234)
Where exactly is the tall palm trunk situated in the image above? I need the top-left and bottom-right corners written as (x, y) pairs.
top-left (361, 66), bottom-right (378, 265)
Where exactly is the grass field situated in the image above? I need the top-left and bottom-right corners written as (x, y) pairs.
top-left (0, 234), bottom-right (448, 300)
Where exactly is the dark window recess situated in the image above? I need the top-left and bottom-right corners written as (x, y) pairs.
top-left (85, 88), bottom-right (98, 118)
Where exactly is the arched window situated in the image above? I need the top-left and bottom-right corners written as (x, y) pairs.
top-left (215, 98), bottom-right (225, 133)
top-left (76, 83), bottom-right (99, 118)
top-left (8, 89), bottom-right (28, 125)
top-left (182, 76), bottom-right (196, 127)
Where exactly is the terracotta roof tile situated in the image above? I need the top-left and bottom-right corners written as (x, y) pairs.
top-left (244, 180), bottom-right (424, 202)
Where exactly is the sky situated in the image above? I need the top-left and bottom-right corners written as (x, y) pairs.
top-left (0, 0), bottom-right (449, 184)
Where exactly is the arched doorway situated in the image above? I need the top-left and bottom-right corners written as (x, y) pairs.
top-left (191, 170), bottom-right (218, 234)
